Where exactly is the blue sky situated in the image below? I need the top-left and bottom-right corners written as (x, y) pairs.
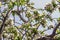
top-left (30, 0), bottom-right (52, 8)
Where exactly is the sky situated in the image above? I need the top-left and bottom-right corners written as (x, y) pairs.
top-left (30, 0), bottom-right (52, 8)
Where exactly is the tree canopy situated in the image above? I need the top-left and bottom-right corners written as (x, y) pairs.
top-left (0, 0), bottom-right (60, 40)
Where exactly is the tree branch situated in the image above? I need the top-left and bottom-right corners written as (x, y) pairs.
top-left (0, 9), bottom-right (12, 34)
top-left (16, 6), bottom-right (28, 23)
top-left (36, 23), bottom-right (60, 40)
top-left (47, 23), bottom-right (60, 38)
top-left (16, 12), bottom-right (28, 23)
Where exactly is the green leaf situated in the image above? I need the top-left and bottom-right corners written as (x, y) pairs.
top-left (56, 29), bottom-right (60, 34)
top-left (8, 2), bottom-right (13, 9)
top-left (26, 12), bottom-right (32, 18)
top-left (15, 36), bottom-right (22, 40)
top-left (46, 15), bottom-right (53, 21)
top-left (57, 17), bottom-right (60, 22)
top-left (20, 0), bottom-right (26, 5)
top-left (22, 23), bottom-right (30, 28)
top-left (34, 11), bottom-right (39, 16)
top-left (30, 3), bottom-right (34, 5)
top-left (57, 0), bottom-right (60, 3)
top-left (52, 0), bottom-right (57, 8)
top-left (31, 28), bottom-right (38, 34)
top-left (58, 7), bottom-right (60, 12)
top-left (14, 2), bottom-right (17, 5)
top-left (40, 31), bottom-right (44, 34)
top-left (12, 11), bottom-right (15, 16)
top-left (26, 0), bottom-right (29, 3)
top-left (45, 4), bottom-right (53, 13)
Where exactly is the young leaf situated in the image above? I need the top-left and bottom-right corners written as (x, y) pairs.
top-left (45, 4), bottom-right (53, 13)
top-left (52, 0), bottom-right (57, 8)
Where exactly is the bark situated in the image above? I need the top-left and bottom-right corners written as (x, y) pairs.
top-left (0, 33), bottom-right (2, 40)
top-left (36, 23), bottom-right (60, 40)
top-left (0, 9), bottom-right (12, 40)
top-left (36, 37), bottom-right (55, 40)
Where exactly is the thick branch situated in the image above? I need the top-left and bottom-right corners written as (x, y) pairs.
top-left (16, 12), bottom-right (28, 23)
top-left (0, 9), bottom-right (11, 34)
top-left (16, 6), bottom-right (28, 23)
top-left (47, 23), bottom-right (60, 37)
top-left (36, 23), bottom-right (60, 40)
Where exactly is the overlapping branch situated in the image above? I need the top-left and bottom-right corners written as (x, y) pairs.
top-left (36, 23), bottom-right (60, 40)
